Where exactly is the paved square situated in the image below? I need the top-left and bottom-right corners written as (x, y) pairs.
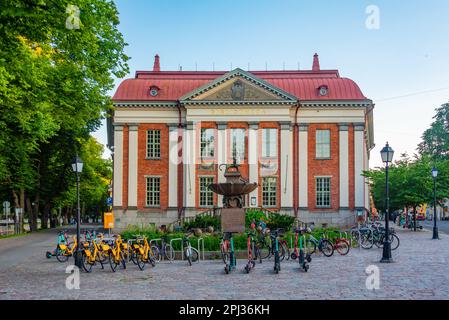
top-left (0, 227), bottom-right (448, 300)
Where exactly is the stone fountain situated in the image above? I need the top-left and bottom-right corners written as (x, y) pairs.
top-left (208, 156), bottom-right (258, 233)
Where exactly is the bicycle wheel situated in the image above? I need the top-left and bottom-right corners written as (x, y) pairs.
top-left (390, 234), bottom-right (400, 251)
top-left (56, 248), bottom-right (69, 263)
top-left (361, 231), bottom-right (374, 249)
top-left (335, 239), bottom-right (350, 256)
top-left (185, 247), bottom-right (192, 266)
top-left (98, 250), bottom-right (108, 264)
top-left (164, 244), bottom-right (174, 261)
top-left (109, 253), bottom-right (119, 272)
top-left (151, 245), bottom-right (161, 263)
top-left (278, 243), bottom-right (287, 262)
top-left (120, 252), bottom-right (126, 269)
top-left (279, 241), bottom-right (290, 261)
top-left (191, 247), bottom-right (199, 262)
top-left (258, 242), bottom-right (271, 260)
top-left (136, 253), bottom-right (146, 271)
top-left (221, 241), bottom-right (230, 264)
top-left (350, 231), bottom-right (360, 248)
top-left (82, 253), bottom-right (93, 273)
top-left (320, 239), bottom-right (334, 257)
top-left (305, 239), bottom-right (317, 255)
top-left (147, 251), bottom-right (156, 267)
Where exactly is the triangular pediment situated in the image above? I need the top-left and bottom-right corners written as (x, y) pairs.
top-left (180, 68), bottom-right (297, 104)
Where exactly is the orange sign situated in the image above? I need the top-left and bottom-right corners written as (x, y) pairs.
top-left (103, 212), bottom-right (114, 229)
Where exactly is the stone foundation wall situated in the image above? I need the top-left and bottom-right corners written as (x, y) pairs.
top-left (113, 207), bottom-right (356, 231)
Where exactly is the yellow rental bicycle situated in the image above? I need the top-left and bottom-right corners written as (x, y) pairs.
top-left (133, 236), bottom-right (156, 271)
top-left (56, 235), bottom-right (77, 263)
top-left (108, 235), bottom-right (127, 272)
top-left (81, 238), bottom-right (107, 273)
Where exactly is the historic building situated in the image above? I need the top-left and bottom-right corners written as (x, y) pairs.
top-left (108, 53), bottom-right (374, 228)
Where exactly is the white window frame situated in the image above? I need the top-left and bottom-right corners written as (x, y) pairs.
top-left (199, 176), bottom-right (214, 208)
top-left (316, 176), bottom-right (331, 208)
top-left (262, 177), bottom-right (277, 208)
top-left (262, 128), bottom-right (278, 158)
top-left (146, 129), bottom-right (161, 159)
top-left (200, 128), bottom-right (215, 159)
top-left (145, 176), bottom-right (161, 207)
top-left (230, 128), bottom-right (246, 161)
top-left (316, 129), bottom-right (331, 159)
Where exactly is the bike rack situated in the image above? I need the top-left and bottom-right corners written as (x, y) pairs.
top-left (149, 238), bottom-right (166, 261)
top-left (170, 238), bottom-right (184, 261)
top-left (197, 237), bottom-right (205, 261)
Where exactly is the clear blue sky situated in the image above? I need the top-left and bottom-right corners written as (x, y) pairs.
top-left (92, 0), bottom-right (449, 168)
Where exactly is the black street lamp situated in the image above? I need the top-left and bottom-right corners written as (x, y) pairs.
top-left (431, 167), bottom-right (439, 240)
top-left (380, 142), bottom-right (394, 263)
top-left (72, 154), bottom-right (83, 268)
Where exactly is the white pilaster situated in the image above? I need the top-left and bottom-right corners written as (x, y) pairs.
top-left (280, 122), bottom-right (293, 208)
top-left (113, 125), bottom-right (123, 207)
top-left (168, 125), bottom-right (179, 208)
top-left (364, 139), bottom-right (370, 211)
top-left (298, 125), bottom-right (308, 208)
top-left (183, 122), bottom-right (196, 208)
top-left (217, 123), bottom-right (227, 207)
top-left (354, 125), bottom-right (365, 208)
top-left (248, 122), bottom-right (259, 207)
top-left (339, 125), bottom-right (349, 208)
top-left (128, 125), bottom-right (138, 208)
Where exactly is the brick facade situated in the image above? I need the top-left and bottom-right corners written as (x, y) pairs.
top-left (137, 124), bottom-right (169, 211)
top-left (307, 124), bottom-right (340, 212)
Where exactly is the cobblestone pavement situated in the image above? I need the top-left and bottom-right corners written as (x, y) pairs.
top-left (0, 227), bottom-right (448, 300)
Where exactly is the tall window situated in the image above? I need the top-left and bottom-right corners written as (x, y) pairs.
top-left (146, 130), bottom-right (161, 159)
top-left (200, 128), bottom-right (215, 159)
top-left (316, 129), bottom-right (330, 159)
top-left (316, 177), bottom-right (331, 208)
top-left (262, 177), bottom-right (277, 207)
top-left (230, 128), bottom-right (245, 162)
top-left (146, 176), bottom-right (160, 207)
top-left (199, 176), bottom-right (214, 207)
top-left (262, 128), bottom-right (277, 158)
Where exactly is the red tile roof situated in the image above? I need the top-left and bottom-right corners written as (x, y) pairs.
top-left (113, 56), bottom-right (367, 102)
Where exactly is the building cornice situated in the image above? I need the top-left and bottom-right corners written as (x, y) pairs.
top-left (299, 100), bottom-right (374, 108)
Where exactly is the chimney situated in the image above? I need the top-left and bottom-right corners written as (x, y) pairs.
top-left (312, 53), bottom-right (320, 71)
top-left (153, 54), bottom-right (160, 72)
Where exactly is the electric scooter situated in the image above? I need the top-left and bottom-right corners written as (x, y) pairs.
top-left (46, 230), bottom-right (68, 259)
top-left (244, 222), bottom-right (257, 273)
top-left (270, 229), bottom-right (283, 274)
top-left (224, 232), bottom-right (237, 274)
top-left (291, 227), bottom-right (311, 272)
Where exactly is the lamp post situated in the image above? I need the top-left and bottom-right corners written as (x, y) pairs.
top-left (431, 167), bottom-right (439, 240)
top-left (72, 154), bottom-right (83, 268)
top-left (380, 142), bottom-right (394, 263)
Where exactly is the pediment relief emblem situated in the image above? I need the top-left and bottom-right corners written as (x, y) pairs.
top-left (193, 77), bottom-right (282, 101)
top-left (180, 68), bottom-right (297, 103)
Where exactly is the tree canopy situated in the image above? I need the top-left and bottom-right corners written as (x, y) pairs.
top-left (366, 101), bottom-right (449, 215)
top-left (0, 0), bottom-right (129, 230)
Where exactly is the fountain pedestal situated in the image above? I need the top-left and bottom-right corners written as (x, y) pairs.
top-left (208, 157), bottom-right (258, 233)
top-left (221, 208), bottom-right (246, 233)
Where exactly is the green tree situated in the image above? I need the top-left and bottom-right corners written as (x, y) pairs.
top-left (0, 0), bottom-right (128, 231)
top-left (418, 102), bottom-right (449, 160)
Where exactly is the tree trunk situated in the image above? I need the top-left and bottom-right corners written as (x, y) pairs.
top-left (413, 206), bottom-right (417, 232)
top-left (25, 197), bottom-right (32, 232)
top-left (41, 202), bottom-right (50, 229)
top-left (31, 193), bottom-right (40, 232)
top-left (20, 188), bottom-right (25, 232)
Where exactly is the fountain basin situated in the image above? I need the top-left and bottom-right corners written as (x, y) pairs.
top-left (208, 183), bottom-right (258, 197)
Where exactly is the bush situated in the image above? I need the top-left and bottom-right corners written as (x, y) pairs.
top-left (184, 215), bottom-right (220, 231)
top-left (267, 213), bottom-right (295, 231)
top-left (245, 209), bottom-right (268, 227)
